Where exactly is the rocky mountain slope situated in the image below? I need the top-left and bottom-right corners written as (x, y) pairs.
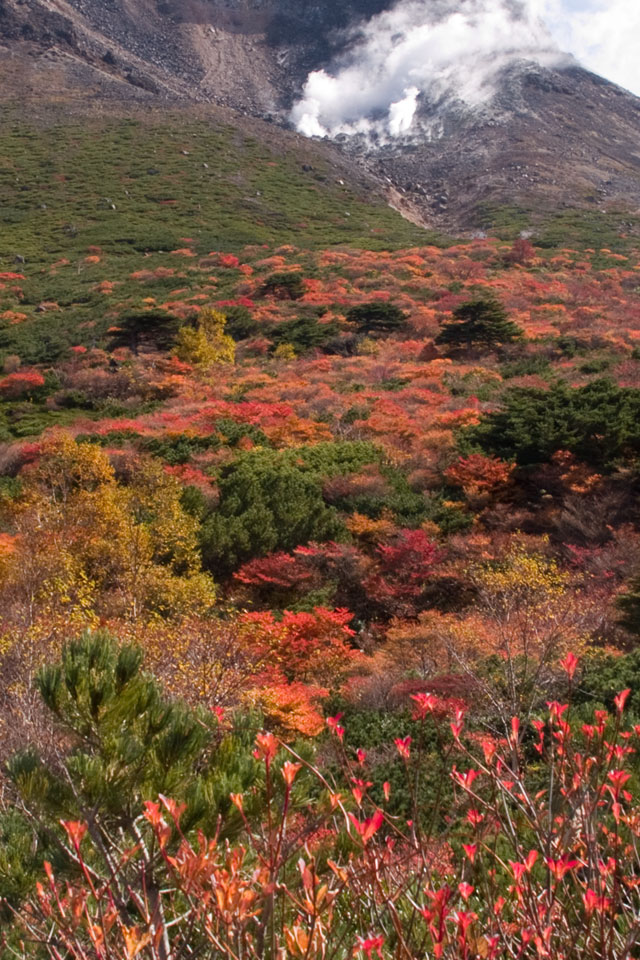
top-left (359, 61), bottom-right (640, 229)
top-left (0, 0), bottom-right (371, 107)
top-left (1, 0), bottom-right (639, 231)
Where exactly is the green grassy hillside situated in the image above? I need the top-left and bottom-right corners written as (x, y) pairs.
top-left (0, 113), bottom-right (432, 264)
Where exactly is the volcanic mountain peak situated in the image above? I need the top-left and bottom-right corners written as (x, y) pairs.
top-left (1, 0), bottom-right (639, 231)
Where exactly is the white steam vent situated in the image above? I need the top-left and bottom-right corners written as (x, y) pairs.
top-left (291, 0), bottom-right (568, 141)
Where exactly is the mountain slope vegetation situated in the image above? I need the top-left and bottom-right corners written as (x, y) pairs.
top-left (1, 25), bottom-right (640, 956)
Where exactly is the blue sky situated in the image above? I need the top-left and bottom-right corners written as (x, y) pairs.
top-left (540, 0), bottom-right (640, 95)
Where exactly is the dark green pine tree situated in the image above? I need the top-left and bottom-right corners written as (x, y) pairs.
top-left (108, 310), bottom-right (181, 354)
top-left (261, 271), bottom-right (305, 300)
top-left (0, 631), bottom-right (262, 910)
top-left (346, 301), bottom-right (408, 334)
top-left (270, 315), bottom-right (338, 353)
top-left (436, 296), bottom-right (523, 351)
top-left (464, 378), bottom-right (640, 467)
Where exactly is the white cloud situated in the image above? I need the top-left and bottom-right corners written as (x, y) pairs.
top-left (291, 0), bottom-right (567, 141)
top-left (290, 0), bottom-right (638, 143)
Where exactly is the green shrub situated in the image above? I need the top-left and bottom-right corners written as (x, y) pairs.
top-left (501, 355), bottom-right (552, 379)
top-left (270, 315), bottom-right (338, 353)
top-left (346, 301), bottom-right (408, 334)
top-left (464, 378), bottom-right (640, 467)
top-left (436, 296), bottom-right (523, 351)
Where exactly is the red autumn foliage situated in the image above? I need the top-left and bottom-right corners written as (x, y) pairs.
top-left (0, 370), bottom-right (45, 398)
top-left (505, 237), bottom-right (537, 265)
top-left (444, 453), bottom-right (514, 496)
top-left (233, 551), bottom-right (314, 591)
top-left (240, 606), bottom-right (358, 684)
top-left (365, 529), bottom-right (439, 612)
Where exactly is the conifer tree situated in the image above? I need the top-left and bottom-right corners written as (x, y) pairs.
top-left (0, 632), bottom-right (262, 905)
top-left (108, 310), bottom-right (181, 354)
top-left (346, 301), bottom-right (408, 334)
top-left (201, 456), bottom-right (343, 574)
top-left (261, 271), bottom-right (305, 300)
top-left (198, 444), bottom-right (376, 575)
top-left (466, 378), bottom-right (640, 467)
top-left (436, 295), bottom-right (522, 350)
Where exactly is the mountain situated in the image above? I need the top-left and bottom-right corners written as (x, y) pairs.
top-left (1, 0), bottom-right (640, 233)
top-left (0, 0), bottom-right (374, 106)
top-left (358, 61), bottom-right (640, 230)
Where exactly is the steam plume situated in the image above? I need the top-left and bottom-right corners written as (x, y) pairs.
top-left (291, 0), bottom-right (568, 141)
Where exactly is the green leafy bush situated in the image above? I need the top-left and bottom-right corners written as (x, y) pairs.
top-left (464, 378), bottom-right (640, 467)
top-left (346, 301), bottom-right (408, 334)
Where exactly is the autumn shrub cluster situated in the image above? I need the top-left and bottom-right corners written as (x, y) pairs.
top-left (2, 182), bottom-right (640, 956)
top-left (3, 634), bottom-right (640, 959)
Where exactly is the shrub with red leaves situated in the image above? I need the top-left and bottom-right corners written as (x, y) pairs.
top-left (0, 370), bottom-right (45, 399)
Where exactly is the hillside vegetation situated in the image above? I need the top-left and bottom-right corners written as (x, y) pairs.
top-left (2, 110), bottom-right (640, 959)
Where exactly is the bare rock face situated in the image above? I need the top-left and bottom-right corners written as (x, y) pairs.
top-left (0, 0), bottom-right (378, 107)
top-left (1, 0), bottom-right (639, 230)
top-left (357, 61), bottom-right (640, 229)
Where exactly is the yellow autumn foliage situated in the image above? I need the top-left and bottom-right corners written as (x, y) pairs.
top-left (0, 435), bottom-right (216, 627)
top-left (174, 308), bottom-right (235, 367)
top-left (273, 343), bottom-right (296, 361)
